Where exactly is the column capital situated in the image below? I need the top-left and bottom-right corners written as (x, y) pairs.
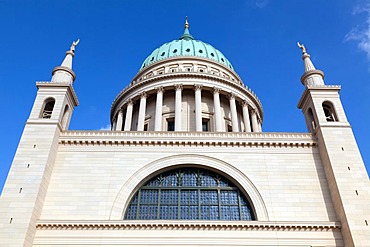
top-left (213, 87), bottom-right (221, 94)
top-left (228, 92), bottom-right (236, 100)
top-left (140, 91), bottom-right (148, 99)
top-left (155, 86), bottom-right (165, 93)
top-left (241, 100), bottom-right (249, 107)
top-left (174, 84), bottom-right (183, 91)
top-left (126, 98), bottom-right (133, 106)
top-left (194, 84), bottom-right (203, 91)
top-left (251, 108), bottom-right (257, 114)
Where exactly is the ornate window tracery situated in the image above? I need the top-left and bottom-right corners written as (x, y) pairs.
top-left (125, 168), bottom-right (255, 220)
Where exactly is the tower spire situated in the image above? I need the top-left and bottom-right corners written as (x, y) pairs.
top-left (51, 39), bottom-right (80, 84)
top-left (297, 42), bottom-right (325, 87)
top-left (180, 16), bottom-right (194, 40)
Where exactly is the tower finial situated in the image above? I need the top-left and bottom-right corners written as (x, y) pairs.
top-left (297, 42), bottom-right (325, 87)
top-left (69, 39), bottom-right (80, 53)
top-left (185, 16), bottom-right (189, 28)
top-left (180, 16), bottom-right (194, 40)
top-left (297, 42), bottom-right (307, 54)
top-left (51, 40), bottom-right (79, 83)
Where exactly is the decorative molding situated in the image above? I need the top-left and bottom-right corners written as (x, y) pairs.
top-left (36, 220), bottom-right (340, 232)
top-left (59, 131), bottom-right (317, 148)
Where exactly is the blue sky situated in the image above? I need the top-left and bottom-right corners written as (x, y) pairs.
top-left (0, 0), bottom-right (369, 193)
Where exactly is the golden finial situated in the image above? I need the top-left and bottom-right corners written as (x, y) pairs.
top-left (185, 16), bottom-right (189, 28)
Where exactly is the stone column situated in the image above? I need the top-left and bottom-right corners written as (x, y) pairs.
top-left (174, 84), bottom-right (183, 131)
top-left (116, 109), bottom-right (124, 131)
top-left (258, 119), bottom-right (262, 132)
top-left (228, 93), bottom-right (239, 132)
top-left (242, 100), bottom-right (252, 132)
top-left (194, 84), bottom-right (203, 131)
top-left (251, 109), bottom-right (259, 133)
top-left (154, 87), bottom-right (164, 131)
top-left (137, 92), bottom-right (147, 131)
top-left (213, 87), bottom-right (223, 132)
top-left (112, 118), bottom-right (117, 131)
top-left (124, 99), bottom-right (133, 131)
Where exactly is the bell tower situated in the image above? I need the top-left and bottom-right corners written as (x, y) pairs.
top-left (297, 43), bottom-right (370, 246)
top-left (0, 40), bottom-right (79, 246)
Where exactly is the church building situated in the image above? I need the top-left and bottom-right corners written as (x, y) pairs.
top-left (0, 19), bottom-right (369, 246)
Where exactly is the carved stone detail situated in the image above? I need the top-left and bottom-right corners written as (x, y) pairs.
top-left (193, 84), bottom-right (203, 91)
top-left (140, 91), bottom-right (147, 99)
top-left (213, 87), bottom-right (221, 94)
top-left (174, 84), bottom-right (183, 91)
top-left (155, 86), bottom-right (164, 93)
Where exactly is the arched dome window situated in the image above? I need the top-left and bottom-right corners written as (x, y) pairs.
top-left (125, 168), bottom-right (255, 221)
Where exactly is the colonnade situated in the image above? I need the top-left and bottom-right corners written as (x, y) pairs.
top-left (114, 84), bottom-right (261, 132)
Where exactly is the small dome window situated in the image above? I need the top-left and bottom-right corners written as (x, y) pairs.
top-left (173, 49), bottom-right (178, 53)
top-left (199, 50), bottom-right (203, 53)
top-left (210, 53), bottom-right (214, 57)
top-left (150, 57), bottom-right (154, 61)
top-left (221, 58), bottom-right (225, 62)
top-left (186, 48), bottom-right (190, 52)
top-left (161, 52), bottom-right (165, 56)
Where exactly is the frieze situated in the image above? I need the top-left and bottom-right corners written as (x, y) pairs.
top-left (59, 131), bottom-right (317, 148)
top-left (36, 220), bottom-right (340, 232)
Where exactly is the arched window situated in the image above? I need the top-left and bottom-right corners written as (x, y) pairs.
top-left (41, 98), bottom-right (55, 119)
top-left (322, 101), bottom-right (337, 122)
top-left (307, 108), bottom-right (316, 132)
top-left (61, 105), bottom-right (70, 129)
top-left (125, 168), bottom-right (255, 221)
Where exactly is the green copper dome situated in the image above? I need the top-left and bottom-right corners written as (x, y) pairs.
top-left (140, 20), bottom-right (234, 71)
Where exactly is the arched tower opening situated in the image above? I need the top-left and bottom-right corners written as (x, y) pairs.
top-left (322, 101), bottom-right (338, 122)
top-left (40, 97), bottom-right (56, 119)
top-left (61, 104), bottom-right (71, 130)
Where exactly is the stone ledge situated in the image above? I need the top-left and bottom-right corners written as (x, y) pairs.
top-left (59, 131), bottom-right (317, 148)
top-left (36, 220), bottom-right (341, 231)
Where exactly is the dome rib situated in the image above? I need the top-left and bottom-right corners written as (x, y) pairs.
top-left (140, 39), bottom-right (234, 71)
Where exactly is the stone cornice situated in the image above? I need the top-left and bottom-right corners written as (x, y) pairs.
top-left (36, 81), bottom-right (79, 106)
top-left (59, 131), bottom-right (316, 148)
top-left (297, 85), bottom-right (341, 109)
top-left (36, 220), bottom-right (340, 231)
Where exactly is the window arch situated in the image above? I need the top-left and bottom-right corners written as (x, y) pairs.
top-left (307, 108), bottom-right (316, 132)
top-left (61, 105), bottom-right (70, 129)
top-left (40, 98), bottom-right (55, 119)
top-left (125, 167), bottom-right (255, 221)
top-left (322, 101), bottom-right (337, 122)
